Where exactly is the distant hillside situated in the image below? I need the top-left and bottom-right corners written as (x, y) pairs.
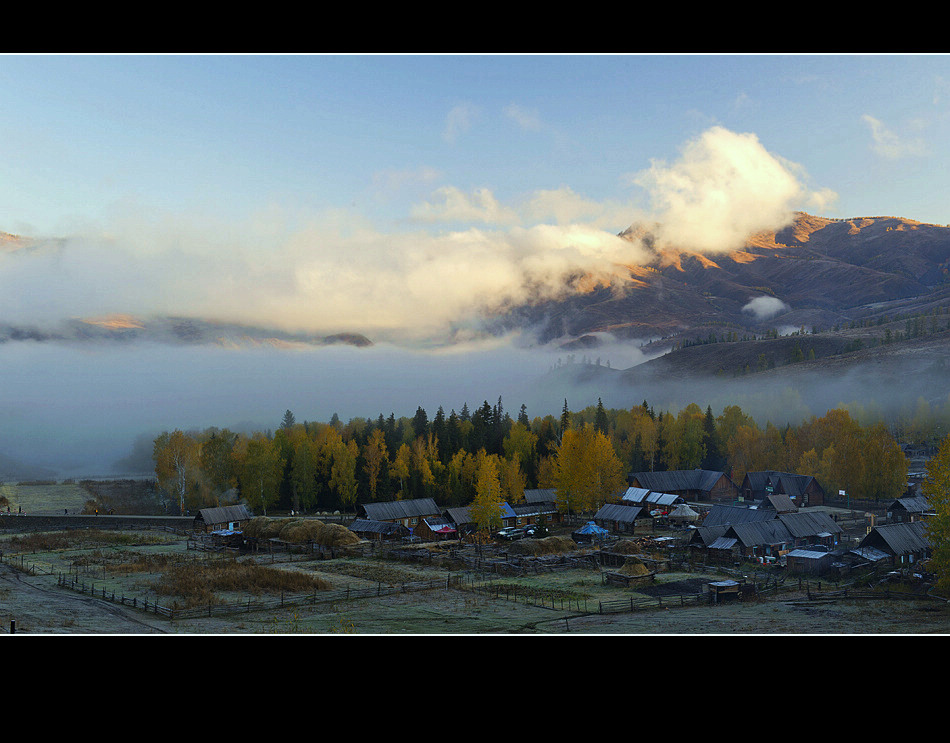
top-left (0, 314), bottom-right (373, 350)
top-left (493, 213), bottom-right (950, 347)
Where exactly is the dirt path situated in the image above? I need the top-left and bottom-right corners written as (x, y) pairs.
top-left (0, 563), bottom-right (169, 634)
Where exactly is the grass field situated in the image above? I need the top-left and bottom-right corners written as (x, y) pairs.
top-left (0, 482), bottom-right (91, 514)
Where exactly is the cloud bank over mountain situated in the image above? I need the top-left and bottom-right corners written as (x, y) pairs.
top-left (0, 127), bottom-right (834, 346)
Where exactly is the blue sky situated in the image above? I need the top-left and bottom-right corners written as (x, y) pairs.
top-left (3, 53), bottom-right (950, 235)
top-left (3, 53), bottom-right (950, 472)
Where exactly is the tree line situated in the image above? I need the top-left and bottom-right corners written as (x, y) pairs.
top-left (151, 391), bottom-right (938, 521)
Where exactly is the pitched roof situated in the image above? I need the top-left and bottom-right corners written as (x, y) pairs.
top-left (688, 525), bottom-right (729, 546)
top-left (860, 521), bottom-right (932, 556)
top-left (702, 503), bottom-right (775, 528)
top-left (745, 471), bottom-right (823, 498)
top-left (348, 518), bottom-right (409, 536)
top-left (361, 498), bottom-right (441, 521)
top-left (196, 504), bottom-right (253, 524)
top-left (889, 495), bottom-right (932, 514)
top-left (777, 511), bottom-right (843, 538)
top-left (621, 487), bottom-right (683, 507)
top-left (444, 506), bottom-right (472, 525)
top-left (727, 519), bottom-right (795, 548)
top-left (722, 509), bottom-right (845, 548)
top-left (761, 493), bottom-right (798, 513)
top-left (594, 503), bottom-right (646, 524)
top-left (631, 469), bottom-right (732, 493)
top-left (523, 488), bottom-right (557, 505)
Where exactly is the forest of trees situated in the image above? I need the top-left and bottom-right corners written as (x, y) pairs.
top-left (151, 392), bottom-right (950, 522)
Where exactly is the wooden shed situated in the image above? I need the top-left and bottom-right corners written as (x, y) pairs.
top-left (348, 518), bottom-right (410, 542)
top-left (194, 504), bottom-right (253, 533)
top-left (593, 502), bottom-right (651, 535)
top-left (785, 548), bottom-right (835, 576)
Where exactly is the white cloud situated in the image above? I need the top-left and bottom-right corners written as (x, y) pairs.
top-left (629, 126), bottom-right (831, 253)
top-left (409, 186), bottom-right (518, 225)
top-left (862, 114), bottom-right (927, 159)
top-left (505, 103), bottom-right (542, 131)
top-left (1, 125), bottom-right (834, 347)
top-left (742, 295), bottom-right (790, 321)
top-left (443, 102), bottom-right (480, 143)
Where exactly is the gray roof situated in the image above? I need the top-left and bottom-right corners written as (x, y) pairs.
top-left (860, 521), bottom-right (932, 556)
top-left (744, 471), bottom-right (822, 498)
top-left (889, 495), bottom-right (932, 514)
top-left (631, 469), bottom-right (735, 494)
top-left (621, 487), bottom-right (683, 507)
top-left (702, 504), bottom-right (775, 528)
top-left (196, 504), bottom-right (253, 525)
top-left (777, 511), bottom-right (843, 538)
top-left (360, 498), bottom-right (441, 522)
top-left (726, 511), bottom-right (841, 548)
top-left (348, 518), bottom-right (409, 536)
top-left (444, 506), bottom-right (472, 525)
top-left (728, 519), bottom-right (795, 548)
top-left (594, 503), bottom-right (647, 524)
top-left (523, 488), bottom-right (557, 505)
top-left (761, 493), bottom-right (798, 513)
top-left (689, 525), bottom-right (729, 546)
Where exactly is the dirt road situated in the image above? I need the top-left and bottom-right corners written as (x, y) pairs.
top-left (0, 563), bottom-right (169, 634)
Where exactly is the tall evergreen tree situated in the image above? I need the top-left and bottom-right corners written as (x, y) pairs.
top-left (594, 398), bottom-right (609, 435)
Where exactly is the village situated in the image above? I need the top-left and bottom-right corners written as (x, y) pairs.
top-left (189, 464), bottom-right (936, 599)
top-left (0, 460), bottom-right (942, 634)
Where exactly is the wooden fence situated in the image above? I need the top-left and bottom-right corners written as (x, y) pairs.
top-left (597, 592), bottom-right (708, 614)
top-left (56, 574), bottom-right (460, 621)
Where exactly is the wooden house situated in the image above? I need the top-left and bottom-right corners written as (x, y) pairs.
top-left (629, 469), bottom-right (739, 503)
top-left (700, 503), bottom-right (776, 528)
top-left (620, 487), bottom-right (684, 512)
top-left (886, 495), bottom-right (933, 523)
top-left (742, 471), bottom-right (826, 507)
top-left (858, 521), bottom-right (932, 566)
top-left (593, 502), bottom-right (652, 535)
top-left (359, 498), bottom-right (442, 530)
top-left (523, 488), bottom-right (557, 508)
top-left (348, 518), bottom-right (411, 542)
top-left (701, 511), bottom-right (843, 563)
top-left (194, 504), bottom-right (254, 533)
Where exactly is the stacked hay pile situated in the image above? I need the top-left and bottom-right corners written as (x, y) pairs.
top-left (506, 535), bottom-right (577, 556)
top-left (242, 517), bottom-right (360, 547)
top-left (612, 539), bottom-right (641, 554)
top-left (617, 554), bottom-right (651, 577)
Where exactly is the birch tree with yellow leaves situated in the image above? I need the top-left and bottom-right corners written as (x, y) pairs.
top-left (552, 424), bottom-right (625, 516)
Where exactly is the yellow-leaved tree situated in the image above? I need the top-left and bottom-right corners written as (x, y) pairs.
top-left (153, 429), bottom-right (199, 515)
top-left (924, 434), bottom-right (950, 593)
top-left (553, 424), bottom-right (625, 516)
top-left (470, 450), bottom-right (504, 536)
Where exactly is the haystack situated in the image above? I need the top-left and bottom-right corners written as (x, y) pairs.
top-left (507, 535), bottom-right (577, 556)
top-left (225, 515), bottom-right (361, 547)
top-left (617, 555), bottom-right (651, 577)
top-left (612, 539), bottom-right (641, 555)
top-left (280, 519), bottom-right (325, 543)
top-left (315, 522), bottom-right (361, 547)
top-left (241, 516), bottom-right (272, 539)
